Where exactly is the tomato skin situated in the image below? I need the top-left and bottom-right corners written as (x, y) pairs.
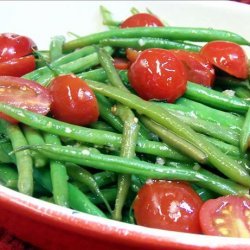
top-left (128, 48), bottom-right (187, 102)
top-left (0, 76), bottom-right (52, 123)
top-left (0, 55), bottom-right (36, 77)
top-left (126, 48), bottom-right (140, 63)
top-left (171, 50), bottom-right (215, 87)
top-left (49, 74), bottom-right (99, 126)
top-left (0, 33), bottom-right (36, 63)
top-left (199, 195), bottom-right (250, 238)
top-left (200, 41), bottom-right (248, 79)
top-left (133, 180), bottom-right (203, 234)
top-left (120, 13), bottom-right (164, 28)
top-left (113, 57), bottom-right (130, 70)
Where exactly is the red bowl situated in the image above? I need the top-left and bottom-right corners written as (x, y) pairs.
top-left (0, 185), bottom-right (250, 250)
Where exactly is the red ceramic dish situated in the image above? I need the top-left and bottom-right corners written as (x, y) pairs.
top-left (0, 185), bottom-right (250, 250)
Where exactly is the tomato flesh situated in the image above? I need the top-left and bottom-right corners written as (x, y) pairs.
top-left (199, 195), bottom-right (250, 238)
top-left (113, 57), bottom-right (130, 70)
top-left (128, 48), bottom-right (187, 102)
top-left (49, 74), bottom-right (99, 126)
top-left (0, 55), bottom-right (36, 77)
top-left (120, 13), bottom-right (164, 28)
top-left (171, 50), bottom-right (215, 87)
top-left (0, 33), bottom-right (36, 63)
top-left (200, 41), bottom-right (248, 79)
top-left (133, 180), bottom-right (203, 234)
top-left (0, 76), bottom-right (52, 123)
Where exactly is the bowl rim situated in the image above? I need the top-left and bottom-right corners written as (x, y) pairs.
top-left (0, 185), bottom-right (250, 249)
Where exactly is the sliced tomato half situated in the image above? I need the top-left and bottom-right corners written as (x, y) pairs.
top-left (0, 76), bottom-right (52, 123)
top-left (199, 195), bottom-right (250, 238)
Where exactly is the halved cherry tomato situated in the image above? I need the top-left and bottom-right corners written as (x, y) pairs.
top-left (128, 48), bottom-right (187, 102)
top-left (120, 13), bottom-right (164, 28)
top-left (199, 195), bottom-right (250, 238)
top-left (113, 57), bottom-right (130, 70)
top-left (49, 74), bottom-right (99, 126)
top-left (200, 41), bottom-right (248, 79)
top-left (0, 76), bottom-right (52, 123)
top-left (171, 50), bottom-right (215, 87)
top-left (0, 33), bottom-right (36, 63)
top-left (126, 48), bottom-right (140, 63)
top-left (133, 180), bottom-right (203, 234)
top-left (0, 55), bottom-right (36, 77)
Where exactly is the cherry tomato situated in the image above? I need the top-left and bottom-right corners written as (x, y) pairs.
top-left (49, 74), bottom-right (99, 126)
top-left (128, 48), bottom-right (187, 102)
top-left (0, 33), bottom-right (36, 63)
top-left (171, 50), bottom-right (215, 87)
top-left (200, 41), bottom-right (248, 79)
top-left (0, 76), bottom-right (52, 123)
top-left (126, 48), bottom-right (140, 63)
top-left (199, 195), bottom-right (250, 238)
top-left (113, 57), bottom-right (130, 70)
top-left (120, 13), bottom-right (164, 28)
top-left (133, 180), bottom-right (203, 234)
top-left (0, 55), bottom-right (36, 77)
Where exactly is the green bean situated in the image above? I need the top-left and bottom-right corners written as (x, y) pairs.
top-left (194, 186), bottom-right (217, 201)
top-left (96, 93), bottom-right (124, 132)
top-left (44, 133), bottom-right (69, 207)
top-left (20, 144), bottom-right (249, 196)
top-left (0, 103), bottom-right (198, 162)
top-left (100, 38), bottom-right (201, 52)
top-left (88, 187), bottom-right (117, 206)
top-left (240, 108), bottom-right (250, 153)
top-left (22, 125), bottom-right (47, 168)
top-left (86, 80), bottom-right (250, 186)
top-left (78, 68), bottom-right (108, 82)
top-left (173, 98), bottom-right (244, 130)
top-left (100, 5), bottom-right (120, 27)
top-left (90, 121), bottom-right (115, 132)
top-left (0, 163), bottom-right (18, 189)
top-left (68, 183), bottom-right (107, 218)
top-left (24, 46), bottom-right (97, 81)
top-left (49, 36), bottom-right (65, 62)
top-left (168, 112), bottom-right (240, 146)
top-left (63, 27), bottom-right (250, 52)
top-left (185, 82), bottom-right (250, 113)
top-left (3, 121), bottom-right (33, 195)
top-left (66, 163), bottom-right (112, 213)
top-left (198, 134), bottom-right (242, 158)
top-left (130, 7), bottom-right (140, 14)
top-left (234, 87), bottom-right (250, 99)
top-left (36, 47), bottom-right (114, 85)
top-left (140, 116), bottom-right (207, 163)
top-left (215, 76), bottom-right (250, 90)
top-left (0, 140), bottom-right (15, 164)
top-left (112, 105), bottom-right (140, 221)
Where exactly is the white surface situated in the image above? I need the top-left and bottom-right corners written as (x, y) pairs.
top-left (0, 1), bottom-right (250, 54)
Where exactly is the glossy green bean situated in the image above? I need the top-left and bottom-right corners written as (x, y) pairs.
top-left (49, 36), bottom-right (65, 62)
top-left (0, 163), bottom-right (18, 189)
top-left (22, 125), bottom-right (47, 168)
top-left (86, 80), bottom-right (250, 186)
top-left (44, 133), bottom-right (69, 207)
top-left (4, 122), bottom-right (33, 195)
top-left (185, 82), bottom-right (250, 113)
top-left (21, 144), bottom-right (249, 196)
top-left (100, 38), bottom-right (201, 52)
top-left (234, 87), bottom-right (250, 99)
top-left (66, 163), bottom-right (112, 213)
top-left (24, 46), bottom-right (97, 81)
top-left (0, 140), bottom-right (15, 164)
top-left (68, 183), bottom-right (107, 218)
top-left (140, 116), bottom-right (207, 163)
top-left (0, 103), bottom-right (189, 162)
top-left (88, 187), bottom-right (117, 205)
top-left (240, 108), bottom-right (250, 153)
top-left (63, 27), bottom-right (250, 52)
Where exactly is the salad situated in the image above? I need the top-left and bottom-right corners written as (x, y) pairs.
top-left (0, 5), bottom-right (250, 239)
